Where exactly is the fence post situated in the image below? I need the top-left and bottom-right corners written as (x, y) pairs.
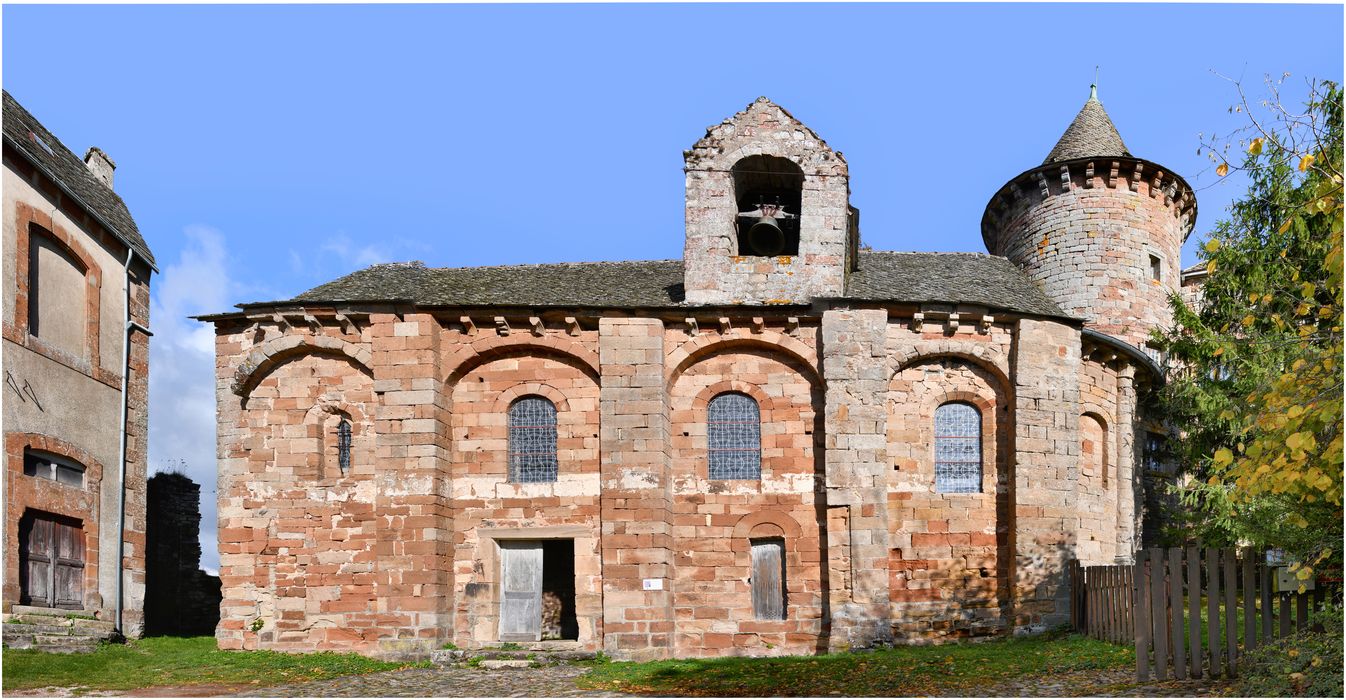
top-left (1207, 547), bottom-right (1222, 677)
top-left (1135, 550), bottom-right (1151, 683)
top-left (1224, 548), bottom-right (1238, 676)
top-left (1188, 545), bottom-right (1202, 679)
top-left (1169, 548), bottom-right (1186, 679)
top-left (1261, 564), bottom-right (1273, 641)
top-left (1243, 550), bottom-right (1256, 651)
top-left (1150, 548), bottom-right (1168, 681)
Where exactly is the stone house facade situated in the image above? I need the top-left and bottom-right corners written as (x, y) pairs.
top-left (201, 90), bottom-right (1195, 660)
top-left (2, 90), bottom-right (155, 635)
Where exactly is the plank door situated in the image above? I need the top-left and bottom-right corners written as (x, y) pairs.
top-left (20, 512), bottom-right (84, 609)
top-left (499, 541), bottom-right (543, 641)
top-left (751, 539), bottom-right (786, 620)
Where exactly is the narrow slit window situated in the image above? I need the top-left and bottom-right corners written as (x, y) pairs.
top-left (708, 392), bottom-right (761, 480)
top-left (1149, 254), bottom-right (1162, 282)
top-left (336, 419), bottom-right (352, 474)
top-left (934, 402), bottom-right (981, 493)
top-left (508, 396), bottom-right (558, 483)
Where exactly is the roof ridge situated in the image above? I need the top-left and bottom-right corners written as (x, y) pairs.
top-left (372, 258), bottom-right (683, 273)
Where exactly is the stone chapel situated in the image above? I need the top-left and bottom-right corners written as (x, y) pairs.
top-left (200, 89), bottom-right (1196, 660)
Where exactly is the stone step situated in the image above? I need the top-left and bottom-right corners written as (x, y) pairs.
top-left (9, 604), bottom-right (101, 619)
top-left (1, 632), bottom-right (101, 654)
top-left (2, 624), bottom-right (103, 640)
top-left (431, 647), bottom-right (597, 667)
top-left (479, 659), bottom-right (534, 670)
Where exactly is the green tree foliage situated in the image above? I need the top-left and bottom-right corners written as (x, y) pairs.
top-left (1156, 77), bottom-right (1343, 575)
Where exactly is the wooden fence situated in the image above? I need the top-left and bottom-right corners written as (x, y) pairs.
top-left (1070, 547), bottom-right (1340, 683)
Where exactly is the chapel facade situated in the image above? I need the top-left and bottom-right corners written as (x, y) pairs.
top-left (202, 91), bottom-right (1195, 660)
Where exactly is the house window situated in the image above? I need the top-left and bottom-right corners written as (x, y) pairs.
top-left (508, 396), bottom-right (558, 483)
top-left (336, 419), bottom-right (352, 474)
top-left (28, 226), bottom-right (87, 356)
top-left (23, 451), bottom-right (85, 487)
top-left (750, 538), bottom-right (786, 620)
top-left (1144, 432), bottom-right (1168, 473)
top-left (934, 402), bottom-right (981, 493)
top-left (708, 392), bottom-right (761, 480)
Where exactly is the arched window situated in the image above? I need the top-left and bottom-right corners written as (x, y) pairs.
top-left (336, 419), bottom-right (352, 475)
top-left (1080, 414), bottom-right (1108, 488)
top-left (934, 402), bottom-right (981, 493)
top-left (708, 392), bottom-right (761, 480)
top-left (508, 396), bottom-right (558, 483)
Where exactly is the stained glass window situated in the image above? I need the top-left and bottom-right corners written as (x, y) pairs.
top-left (935, 402), bottom-right (981, 493)
top-left (336, 419), bottom-right (352, 475)
top-left (708, 392), bottom-right (761, 480)
top-left (509, 397), bottom-right (558, 483)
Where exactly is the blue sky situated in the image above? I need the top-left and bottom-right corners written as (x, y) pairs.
top-left (4, 2), bottom-right (1342, 572)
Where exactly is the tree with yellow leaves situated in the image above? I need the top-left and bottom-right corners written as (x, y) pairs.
top-left (1157, 77), bottom-right (1342, 578)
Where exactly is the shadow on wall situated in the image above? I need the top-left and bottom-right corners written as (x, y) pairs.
top-left (145, 472), bottom-right (221, 636)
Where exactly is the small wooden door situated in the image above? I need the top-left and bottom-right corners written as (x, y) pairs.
top-left (20, 512), bottom-right (84, 609)
top-left (499, 541), bottom-right (543, 641)
top-left (751, 539), bottom-right (786, 620)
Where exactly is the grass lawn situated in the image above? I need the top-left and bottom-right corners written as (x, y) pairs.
top-left (577, 633), bottom-right (1134, 697)
top-left (1, 636), bottom-right (424, 693)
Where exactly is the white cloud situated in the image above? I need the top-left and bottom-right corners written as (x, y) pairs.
top-left (147, 225), bottom-right (233, 574)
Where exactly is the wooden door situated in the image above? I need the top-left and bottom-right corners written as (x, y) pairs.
top-left (751, 539), bottom-right (786, 620)
top-left (20, 512), bottom-right (84, 609)
top-left (499, 541), bottom-right (543, 641)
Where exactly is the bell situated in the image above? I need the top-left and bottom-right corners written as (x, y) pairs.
top-left (746, 217), bottom-right (786, 257)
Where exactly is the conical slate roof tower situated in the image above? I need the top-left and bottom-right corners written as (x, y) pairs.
top-left (1042, 86), bottom-right (1131, 164)
top-left (981, 85), bottom-right (1197, 351)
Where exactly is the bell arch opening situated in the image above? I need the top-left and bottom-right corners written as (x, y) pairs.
top-left (732, 155), bottom-right (803, 257)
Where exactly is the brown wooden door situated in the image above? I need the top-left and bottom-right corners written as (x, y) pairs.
top-left (20, 512), bottom-right (84, 609)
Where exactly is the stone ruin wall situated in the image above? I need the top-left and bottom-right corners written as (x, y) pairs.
top-left (145, 472), bottom-right (221, 636)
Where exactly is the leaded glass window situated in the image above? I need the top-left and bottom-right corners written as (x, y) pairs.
top-left (336, 419), bottom-right (352, 475)
top-left (934, 402), bottom-right (981, 493)
top-left (508, 396), bottom-right (558, 483)
top-left (708, 392), bottom-right (761, 480)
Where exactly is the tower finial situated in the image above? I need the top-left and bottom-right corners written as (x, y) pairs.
top-left (1090, 66), bottom-right (1099, 101)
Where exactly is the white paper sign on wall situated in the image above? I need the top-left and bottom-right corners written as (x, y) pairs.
top-left (642, 578), bottom-right (663, 591)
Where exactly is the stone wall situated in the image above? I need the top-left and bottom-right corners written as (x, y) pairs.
top-left (146, 472), bottom-right (221, 636)
top-left (211, 307), bottom-right (1134, 658)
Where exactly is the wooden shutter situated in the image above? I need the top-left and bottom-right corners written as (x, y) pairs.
top-left (499, 541), bottom-right (543, 641)
top-left (751, 539), bottom-right (785, 620)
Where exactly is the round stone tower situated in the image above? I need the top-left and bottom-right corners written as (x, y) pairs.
top-left (981, 86), bottom-right (1197, 351)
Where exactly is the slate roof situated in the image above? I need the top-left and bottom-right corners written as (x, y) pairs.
top-left (1042, 88), bottom-right (1131, 165)
top-left (2, 90), bottom-right (155, 267)
top-left (267, 250), bottom-right (1069, 319)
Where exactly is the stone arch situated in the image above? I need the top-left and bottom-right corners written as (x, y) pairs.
top-left (729, 510), bottom-right (806, 568)
top-left (890, 342), bottom-right (1011, 392)
top-left (303, 396), bottom-right (372, 481)
top-left (666, 330), bottom-right (820, 390)
top-left (1081, 411), bottom-right (1110, 489)
top-left (492, 382), bottom-right (573, 414)
top-left (3, 432), bottom-right (105, 611)
top-left (444, 335), bottom-right (600, 387)
top-left (231, 334), bottom-right (372, 398)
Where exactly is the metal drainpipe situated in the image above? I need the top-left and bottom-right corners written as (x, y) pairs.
top-left (115, 248), bottom-right (152, 638)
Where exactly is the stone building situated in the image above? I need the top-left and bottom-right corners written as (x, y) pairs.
top-left (200, 89), bottom-right (1195, 660)
top-left (2, 90), bottom-right (155, 637)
